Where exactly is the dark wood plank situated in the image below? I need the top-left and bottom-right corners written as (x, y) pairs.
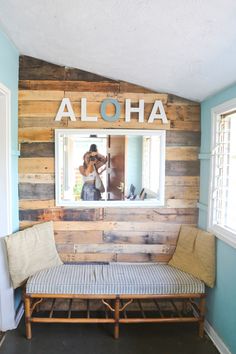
top-left (20, 142), bottom-right (54, 157)
top-left (119, 81), bottom-right (154, 93)
top-left (19, 208), bottom-right (97, 222)
top-left (166, 105), bottom-right (200, 122)
top-left (103, 231), bottom-right (178, 245)
top-left (19, 183), bottom-right (55, 200)
top-left (167, 94), bottom-right (199, 105)
top-left (166, 131), bottom-right (200, 146)
top-left (19, 56), bottom-right (65, 81)
top-left (65, 66), bottom-right (118, 82)
top-left (165, 161), bottom-right (200, 176)
top-left (20, 55), bottom-right (118, 82)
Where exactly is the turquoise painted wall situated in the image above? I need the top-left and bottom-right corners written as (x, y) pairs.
top-left (200, 83), bottom-right (236, 354)
top-left (0, 28), bottom-right (19, 309)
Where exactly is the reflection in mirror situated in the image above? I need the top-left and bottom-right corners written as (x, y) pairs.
top-left (55, 129), bottom-right (165, 206)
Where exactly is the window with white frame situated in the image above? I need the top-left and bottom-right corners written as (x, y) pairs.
top-left (209, 102), bottom-right (236, 247)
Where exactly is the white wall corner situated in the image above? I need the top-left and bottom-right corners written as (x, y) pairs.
top-left (205, 320), bottom-right (232, 354)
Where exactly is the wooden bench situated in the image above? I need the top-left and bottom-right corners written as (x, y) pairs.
top-left (24, 263), bottom-right (206, 339)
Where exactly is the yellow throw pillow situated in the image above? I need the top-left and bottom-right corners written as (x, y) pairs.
top-left (168, 225), bottom-right (215, 287)
top-left (5, 221), bottom-right (62, 289)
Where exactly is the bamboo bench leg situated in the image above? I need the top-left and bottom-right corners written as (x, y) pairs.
top-left (114, 297), bottom-right (120, 339)
top-left (198, 296), bottom-right (206, 338)
top-left (24, 296), bottom-right (32, 339)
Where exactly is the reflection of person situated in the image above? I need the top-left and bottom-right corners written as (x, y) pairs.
top-left (79, 144), bottom-right (107, 201)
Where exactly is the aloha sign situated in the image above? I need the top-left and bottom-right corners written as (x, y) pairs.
top-left (55, 98), bottom-right (168, 124)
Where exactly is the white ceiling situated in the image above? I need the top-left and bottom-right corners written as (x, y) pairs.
top-left (1, 0), bottom-right (236, 101)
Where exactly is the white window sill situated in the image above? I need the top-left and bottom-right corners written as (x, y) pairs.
top-left (208, 224), bottom-right (236, 249)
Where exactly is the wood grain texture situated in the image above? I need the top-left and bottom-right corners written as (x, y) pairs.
top-left (20, 143), bottom-right (54, 157)
top-left (166, 147), bottom-right (199, 161)
top-left (19, 80), bottom-right (120, 92)
top-left (19, 158), bottom-right (54, 173)
top-left (19, 183), bottom-right (55, 200)
top-left (18, 55), bottom-right (201, 264)
top-left (20, 56), bottom-right (117, 82)
top-left (166, 131), bottom-right (200, 146)
top-left (165, 161), bottom-right (200, 176)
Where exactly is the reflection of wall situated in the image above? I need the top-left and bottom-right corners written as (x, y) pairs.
top-left (18, 55), bottom-right (200, 264)
top-left (126, 136), bottom-right (142, 196)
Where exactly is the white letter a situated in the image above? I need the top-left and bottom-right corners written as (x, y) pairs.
top-left (55, 98), bottom-right (76, 121)
top-left (148, 100), bottom-right (168, 124)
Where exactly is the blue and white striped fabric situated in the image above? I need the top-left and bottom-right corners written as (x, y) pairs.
top-left (26, 263), bottom-right (205, 295)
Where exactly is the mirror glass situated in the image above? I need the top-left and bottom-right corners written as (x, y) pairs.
top-left (55, 129), bottom-right (165, 207)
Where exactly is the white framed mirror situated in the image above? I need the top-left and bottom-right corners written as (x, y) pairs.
top-left (55, 129), bottom-right (165, 207)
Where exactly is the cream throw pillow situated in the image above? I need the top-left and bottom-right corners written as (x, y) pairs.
top-left (168, 225), bottom-right (215, 288)
top-left (5, 221), bottom-right (62, 289)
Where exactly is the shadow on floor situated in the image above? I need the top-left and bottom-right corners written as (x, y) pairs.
top-left (0, 320), bottom-right (219, 354)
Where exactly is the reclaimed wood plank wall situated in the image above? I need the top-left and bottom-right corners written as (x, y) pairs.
top-left (18, 56), bottom-right (200, 263)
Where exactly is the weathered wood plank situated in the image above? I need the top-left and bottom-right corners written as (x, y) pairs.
top-left (19, 90), bottom-right (65, 101)
top-left (116, 253), bottom-right (173, 263)
top-left (19, 158), bottom-right (54, 173)
top-left (19, 101), bottom-right (63, 117)
top-left (67, 118), bottom-right (170, 130)
top-left (165, 161), bottom-right (200, 176)
top-left (104, 207), bottom-right (198, 223)
top-left (19, 128), bottom-right (54, 142)
top-left (66, 91), bottom-right (119, 102)
top-left (166, 131), bottom-right (200, 146)
top-left (20, 57), bottom-right (116, 84)
top-left (165, 176), bottom-right (199, 186)
top-left (19, 199), bottom-right (55, 209)
top-left (73, 243), bottom-right (172, 254)
top-left (165, 186), bottom-right (199, 200)
top-left (166, 199), bottom-right (198, 208)
top-left (166, 147), bottom-right (199, 161)
top-left (119, 81), bottom-right (154, 93)
top-left (65, 66), bottom-right (118, 82)
top-left (19, 208), bottom-right (98, 222)
top-left (103, 231), bottom-right (178, 245)
top-left (20, 143), bottom-right (54, 157)
top-left (19, 56), bottom-right (65, 80)
top-left (54, 231), bottom-right (103, 244)
top-left (19, 117), bottom-right (68, 128)
top-left (19, 183), bottom-right (55, 200)
top-left (19, 174), bottom-right (55, 184)
top-left (170, 120), bottom-right (200, 131)
top-left (104, 207), bottom-right (197, 217)
top-left (53, 221), bottom-right (182, 232)
top-left (166, 105), bottom-right (200, 122)
top-left (59, 253), bottom-right (116, 262)
top-left (19, 80), bottom-right (120, 92)
top-left (167, 94), bottom-right (199, 106)
top-left (117, 92), bottom-right (168, 104)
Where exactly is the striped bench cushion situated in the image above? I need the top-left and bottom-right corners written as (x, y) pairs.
top-left (26, 263), bottom-right (205, 295)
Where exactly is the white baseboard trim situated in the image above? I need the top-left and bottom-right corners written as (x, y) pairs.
top-left (205, 320), bottom-right (231, 354)
top-left (0, 332), bottom-right (5, 348)
top-left (15, 303), bottom-right (24, 328)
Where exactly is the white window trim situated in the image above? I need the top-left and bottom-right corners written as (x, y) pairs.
top-left (208, 97), bottom-right (236, 249)
top-left (55, 129), bottom-right (166, 208)
top-left (0, 82), bottom-right (16, 331)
